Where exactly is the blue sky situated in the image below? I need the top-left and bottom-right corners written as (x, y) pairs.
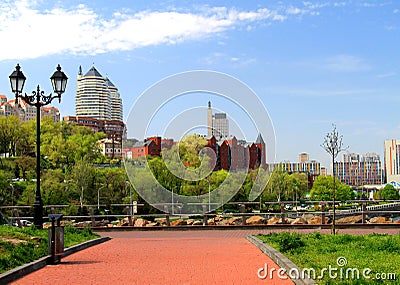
top-left (0, 0), bottom-right (399, 170)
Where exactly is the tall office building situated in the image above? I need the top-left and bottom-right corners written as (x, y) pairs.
top-left (76, 66), bottom-right (123, 122)
top-left (207, 101), bottom-right (229, 138)
top-left (384, 140), bottom-right (400, 184)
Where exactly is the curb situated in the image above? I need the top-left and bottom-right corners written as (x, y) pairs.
top-left (246, 235), bottom-right (316, 285)
top-left (0, 237), bottom-right (111, 284)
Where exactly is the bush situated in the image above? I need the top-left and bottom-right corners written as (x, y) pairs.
top-left (277, 232), bottom-right (305, 253)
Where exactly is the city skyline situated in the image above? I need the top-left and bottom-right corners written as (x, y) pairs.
top-left (0, 0), bottom-right (399, 169)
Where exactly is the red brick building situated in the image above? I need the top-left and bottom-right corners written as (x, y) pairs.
top-left (123, 136), bottom-right (161, 159)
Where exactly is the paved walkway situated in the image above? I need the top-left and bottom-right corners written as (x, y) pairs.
top-left (10, 228), bottom-right (399, 284)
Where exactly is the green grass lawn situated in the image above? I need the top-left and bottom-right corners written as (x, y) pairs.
top-left (0, 225), bottom-right (99, 274)
top-left (257, 232), bottom-right (400, 285)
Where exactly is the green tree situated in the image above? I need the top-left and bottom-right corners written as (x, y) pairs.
top-left (380, 184), bottom-right (400, 200)
top-left (285, 172), bottom-right (308, 202)
top-left (264, 164), bottom-right (287, 202)
top-left (310, 176), bottom-right (354, 202)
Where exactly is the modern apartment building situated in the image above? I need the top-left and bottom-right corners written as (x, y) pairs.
top-left (76, 66), bottom-right (123, 122)
top-left (334, 152), bottom-right (382, 186)
top-left (0, 95), bottom-right (60, 122)
top-left (384, 140), bottom-right (400, 184)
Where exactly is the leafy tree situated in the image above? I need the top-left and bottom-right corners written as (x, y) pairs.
top-left (310, 176), bottom-right (355, 202)
top-left (70, 158), bottom-right (96, 208)
top-left (41, 169), bottom-right (69, 205)
top-left (264, 164), bottom-right (287, 202)
top-left (380, 184), bottom-right (400, 200)
top-left (285, 172), bottom-right (308, 202)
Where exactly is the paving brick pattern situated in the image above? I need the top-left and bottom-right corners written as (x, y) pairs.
top-left (10, 228), bottom-right (399, 285)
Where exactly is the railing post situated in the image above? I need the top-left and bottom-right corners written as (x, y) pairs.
top-left (203, 205), bottom-right (207, 226)
top-left (164, 205), bottom-right (170, 226)
top-left (321, 203), bottom-right (326, 225)
top-left (280, 203), bottom-right (286, 224)
top-left (126, 206), bottom-right (133, 226)
top-left (240, 204), bottom-right (246, 225)
top-left (12, 208), bottom-right (22, 227)
top-left (361, 202), bottom-right (367, 224)
top-left (89, 207), bottom-right (95, 227)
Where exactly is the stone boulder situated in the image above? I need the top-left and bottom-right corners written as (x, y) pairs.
top-left (227, 217), bottom-right (242, 225)
top-left (134, 218), bottom-right (149, 227)
top-left (171, 219), bottom-right (186, 226)
top-left (192, 220), bottom-right (203, 226)
top-left (336, 215), bottom-right (364, 224)
top-left (308, 216), bottom-right (330, 225)
top-left (291, 217), bottom-right (308, 225)
top-left (394, 219), bottom-right (400, 224)
top-left (185, 219), bottom-right (195, 225)
top-left (368, 217), bottom-right (392, 224)
top-left (146, 222), bottom-right (160, 227)
top-left (117, 217), bottom-right (134, 227)
top-left (246, 215), bottom-right (266, 225)
top-left (267, 216), bottom-right (280, 225)
top-left (207, 218), bottom-right (216, 225)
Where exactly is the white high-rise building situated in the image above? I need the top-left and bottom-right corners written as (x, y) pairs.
top-left (207, 101), bottom-right (229, 138)
top-left (76, 66), bottom-right (123, 122)
top-left (384, 140), bottom-right (400, 184)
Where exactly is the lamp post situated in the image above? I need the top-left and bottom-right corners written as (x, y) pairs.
top-left (9, 64), bottom-right (68, 229)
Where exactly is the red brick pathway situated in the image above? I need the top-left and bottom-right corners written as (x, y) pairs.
top-left (10, 228), bottom-right (399, 285)
top-left (11, 230), bottom-right (296, 285)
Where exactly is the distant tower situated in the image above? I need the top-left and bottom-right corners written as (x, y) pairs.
top-left (255, 133), bottom-right (266, 168)
top-left (299, 153), bottom-right (309, 163)
top-left (207, 101), bottom-right (213, 137)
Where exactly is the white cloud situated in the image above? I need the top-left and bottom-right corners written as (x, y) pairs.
top-left (0, 1), bottom-right (291, 61)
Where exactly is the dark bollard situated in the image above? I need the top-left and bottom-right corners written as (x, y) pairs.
top-left (48, 214), bottom-right (64, 264)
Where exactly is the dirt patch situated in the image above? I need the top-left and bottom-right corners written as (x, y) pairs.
top-left (0, 237), bottom-right (28, 245)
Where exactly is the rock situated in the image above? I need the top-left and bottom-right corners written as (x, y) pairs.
top-left (207, 218), bottom-right (215, 225)
top-left (336, 215), bottom-right (364, 224)
top-left (394, 219), bottom-right (400, 224)
top-left (30, 237), bottom-right (41, 242)
top-left (302, 214), bottom-right (315, 221)
top-left (192, 220), bottom-right (203, 226)
top-left (246, 215), bottom-right (266, 225)
top-left (228, 217), bottom-right (242, 225)
top-left (117, 217), bottom-right (134, 227)
top-left (75, 221), bottom-right (92, 228)
top-left (214, 216), bottom-right (223, 222)
top-left (267, 216), bottom-right (280, 225)
top-left (291, 217), bottom-right (308, 225)
top-left (171, 219), bottom-right (186, 226)
top-left (308, 216), bottom-right (330, 225)
top-left (186, 219), bottom-right (194, 225)
top-left (146, 222), bottom-right (159, 227)
top-left (368, 217), bottom-right (392, 224)
top-left (134, 218), bottom-right (149, 227)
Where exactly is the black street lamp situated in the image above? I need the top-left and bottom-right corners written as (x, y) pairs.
top-left (9, 64), bottom-right (68, 229)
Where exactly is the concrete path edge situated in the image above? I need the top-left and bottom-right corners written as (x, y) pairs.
top-left (0, 236), bottom-right (111, 284)
top-left (246, 235), bottom-right (316, 285)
